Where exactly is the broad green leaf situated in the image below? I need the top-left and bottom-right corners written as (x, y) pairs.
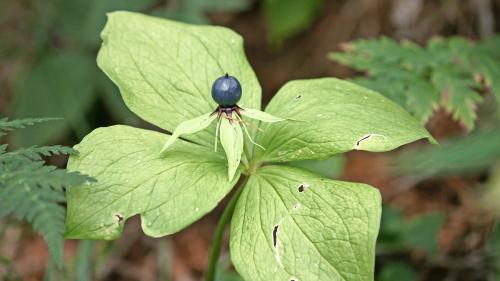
top-left (95, 69), bottom-right (139, 125)
top-left (161, 112), bottom-right (217, 152)
top-left (263, 0), bottom-right (324, 46)
top-left (65, 125), bottom-right (238, 239)
top-left (394, 129), bottom-right (500, 178)
top-left (240, 107), bottom-right (284, 123)
top-left (160, 0), bottom-right (250, 25)
top-left (219, 118), bottom-right (243, 181)
top-left (13, 52), bottom-right (95, 146)
top-left (97, 11), bottom-right (261, 147)
top-left (378, 262), bottom-right (417, 281)
top-left (56, 0), bottom-right (155, 45)
top-left (287, 154), bottom-right (345, 179)
top-left (400, 213), bottom-right (443, 255)
top-left (182, 0), bottom-right (250, 11)
top-left (378, 207), bottom-right (444, 255)
top-left (254, 78), bottom-right (435, 163)
top-left (230, 165), bottom-right (381, 281)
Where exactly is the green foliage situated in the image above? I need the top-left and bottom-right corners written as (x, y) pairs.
top-left (65, 125), bottom-right (237, 239)
top-left (66, 12), bottom-right (434, 281)
top-left (7, 0), bottom-right (252, 147)
top-left (377, 262), bottom-right (417, 281)
top-left (395, 128), bottom-right (500, 178)
top-left (254, 78), bottom-right (435, 163)
top-left (0, 118), bottom-right (92, 267)
top-left (330, 36), bottom-right (500, 130)
top-left (287, 154), bottom-right (346, 178)
top-left (0, 117), bottom-right (58, 136)
top-left (219, 117), bottom-right (244, 181)
top-left (263, 0), bottom-right (324, 46)
top-left (13, 52), bottom-right (95, 145)
top-left (378, 207), bottom-right (444, 255)
top-left (161, 0), bottom-right (250, 24)
top-left (230, 166), bottom-right (381, 280)
top-left (96, 12), bottom-right (261, 147)
top-left (56, 0), bottom-right (156, 46)
top-left (487, 223), bottom-right (500, 280)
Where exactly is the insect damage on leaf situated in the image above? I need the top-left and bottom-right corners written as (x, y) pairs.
top-left (272, 222), bottom-right (284, 268)
top-left (115, 212), bottom-right (124, 223)
top-left (297, 183), bottom-right (310, 192)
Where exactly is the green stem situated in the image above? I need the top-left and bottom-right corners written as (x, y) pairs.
top-left (205, 177), bottom-right (248, 281)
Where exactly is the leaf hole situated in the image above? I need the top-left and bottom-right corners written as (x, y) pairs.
top-left (294, 94), bottom-right (303, 100)
top-left (355, 134), bottom-right (372, 149)
top-left (298, 183), bottom-right (310, 193)
top-left (115, 212), bottom-right (123, 223)
top-left (272, 223), bottom-right (284, 267)
top-left (272, 225), bottom-right (279, 248)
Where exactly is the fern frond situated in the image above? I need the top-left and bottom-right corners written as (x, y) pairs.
top-left (0, 117), bottom-right (92, 267)
top-left (0, 182), bottom-right (66, 266)
top-left (1, 160), bottom-right (93, 192)
top-left (0, 117), bottom-right (59, 136)
top-left (330, 36), bottom-right (500, 130)
top-left (0, 145), bottom-right (77, 161)
top-left (0, 159), bottom-right (91, 266)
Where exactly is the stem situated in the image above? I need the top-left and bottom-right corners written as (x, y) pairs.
top-left (205, 177), bottom-right (248, 281)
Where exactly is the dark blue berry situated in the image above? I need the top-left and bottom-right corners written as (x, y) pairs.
top-left (211, 74), bottom-right (242, 107)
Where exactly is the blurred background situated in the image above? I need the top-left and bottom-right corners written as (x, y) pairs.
top-left (1, 0), bottom-right (500, 280)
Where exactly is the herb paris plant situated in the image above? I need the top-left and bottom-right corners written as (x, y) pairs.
top-left (161, 73), bottom-right (284, 180)
top-left (65, 12), bottom-right (435, 281)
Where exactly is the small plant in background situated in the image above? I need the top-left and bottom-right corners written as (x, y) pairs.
top-left (161, 0), bottom-right (250, 24)
top-left (263, 0), bottom-right (325, 46)
top-left (329, 36), bottom-right (500, 130)
top-left (0, 118), bottom-right (92, 267)
top-left (64, 12), bottom-right (434, 281)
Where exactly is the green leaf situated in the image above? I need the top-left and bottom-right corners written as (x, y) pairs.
top-left (56, 0), bottom-right (155, 46)
top-left (329, 36), bottom-right (500, 130)
top-left (400, 212), bottom-right (443, 255)
top-left (240, 107), bottom-right (284, 123)
top-left (0, 145), bottom-right (76, 161)
top-left (65, 125), bottom-right (238, 239)
top-left (287, 154), bottom-right (345, 179)
top-left (0, 117), bottom-right (58, 137)
top-left (0, 135), bottom-right (91, 267)
top-left (431, 66), bottom-right (482, 130)
top-left (73, 240), bottom-right (95, 281)
top-left (254, 78), bottom-right (435, 163)
top-left (97, 11), bottom-right (261, 147)
top-left (230, 165), bottom-right (381, 281)
top-left (161, 112), bottom-right (217, 152)
top-left (219, 118), bottom-right (243, 181)
top-left (394, 129), bottom-right (500, 178)
top-left (263, 0), bottom-right (324, 46)
top-left (95, 68), bottom-right (139, 125)
top-left (181, 0), bottom-right (250, 11)
top-left (405, 79), bottom-right (440, 123)
top-left (13, 52), bottom-right (95, 146)
top-left (159, 0), bottom-right (250, 25)
top-left (377, 262), bottom-right (417, 281)
top-left (378, 207), bottom-right (444, 255)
